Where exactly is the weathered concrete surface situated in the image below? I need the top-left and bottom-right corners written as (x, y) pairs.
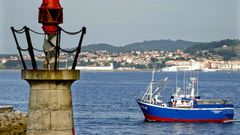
top-left (0, 111), bottom-right (27, 134)
top-left (22, 70), bottom-right (79, 80)
top-left (22, 70), bottom-right (79, 135)
top-left (0, 106), bottom-right (13, 113)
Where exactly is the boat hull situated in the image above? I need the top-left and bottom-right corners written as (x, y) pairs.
top-left (137, 100), bottom-right (234, 123)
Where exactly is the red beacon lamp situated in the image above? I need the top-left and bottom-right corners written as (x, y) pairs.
top-left (39, 0), bottom-right (63, 34)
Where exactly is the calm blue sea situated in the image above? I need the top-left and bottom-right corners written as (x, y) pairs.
top-left (0, 70), bottom-right (239, 135)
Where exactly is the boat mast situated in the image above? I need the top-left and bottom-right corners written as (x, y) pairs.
top-left (190, 75), bottom-right (197, 97)
top-left (183, 71), bottom-right (186, 96)
top-left (149, 70), bottom-right (155, 103)
top-left (176, 72), bottom-right (178, 95)
top-left (141, 70), bottom-right (155, 102)
top-left (196, 72), bottom-right (199, 96)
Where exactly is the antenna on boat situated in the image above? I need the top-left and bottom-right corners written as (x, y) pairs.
top-left (175, 72), bottom-right (180, 97)
top-left (176, 72), bottom-right (178, 92)
top-left (151, 69), bottom-right (155, 82)
top-left (196, 71), bottom-right (199, 96)
top-left (141, 69), bottom-right (155, 103)
top-left (183, 71), bottom-right (186, 96)
top-left (149, 69), bottom-right (155, 103)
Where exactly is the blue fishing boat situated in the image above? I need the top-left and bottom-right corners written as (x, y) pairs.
top-left (136, 71), bottom-right (234, 122)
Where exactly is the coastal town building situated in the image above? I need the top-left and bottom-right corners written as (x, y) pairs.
top-left (1, 50), bottom-right (240, 71)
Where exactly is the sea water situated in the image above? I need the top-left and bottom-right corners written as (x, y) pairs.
top-left (0, 70), bottom-right (239, 135)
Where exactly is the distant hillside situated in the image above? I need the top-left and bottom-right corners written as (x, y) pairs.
top-left (186, 39), bottom-right (240, 51)
top-left (0, 54), bottom-right (18, 58)
top-left (82, 40), bottom-right (197, 53)
top-left (185, 39), bottom-right (240, 60)
top-left (122, 40), bottom-right (197, 52)
top-left (82, 43), bottom-right (119, 52)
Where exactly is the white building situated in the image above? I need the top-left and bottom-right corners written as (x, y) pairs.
top-left (75, 63), bottom-right (114, 71)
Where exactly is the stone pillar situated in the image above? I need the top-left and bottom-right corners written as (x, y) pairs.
top-left (22, 70), bottom-right (79, 135)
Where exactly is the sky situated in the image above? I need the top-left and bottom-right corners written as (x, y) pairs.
top-left (0, 0), bottom-right (240, 54)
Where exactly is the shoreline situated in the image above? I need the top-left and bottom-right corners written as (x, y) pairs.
top-left (1, 68), bottom-right (240, 73)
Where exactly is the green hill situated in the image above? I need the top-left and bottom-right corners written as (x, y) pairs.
top-left (81, 39), bottom-right (240, 60)
top-left (122, 40), bottom-right (197, 52)
top-left (82, 39), bottom-right (197, 53)
top-left (185, 39), bottom-right (240, 60)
